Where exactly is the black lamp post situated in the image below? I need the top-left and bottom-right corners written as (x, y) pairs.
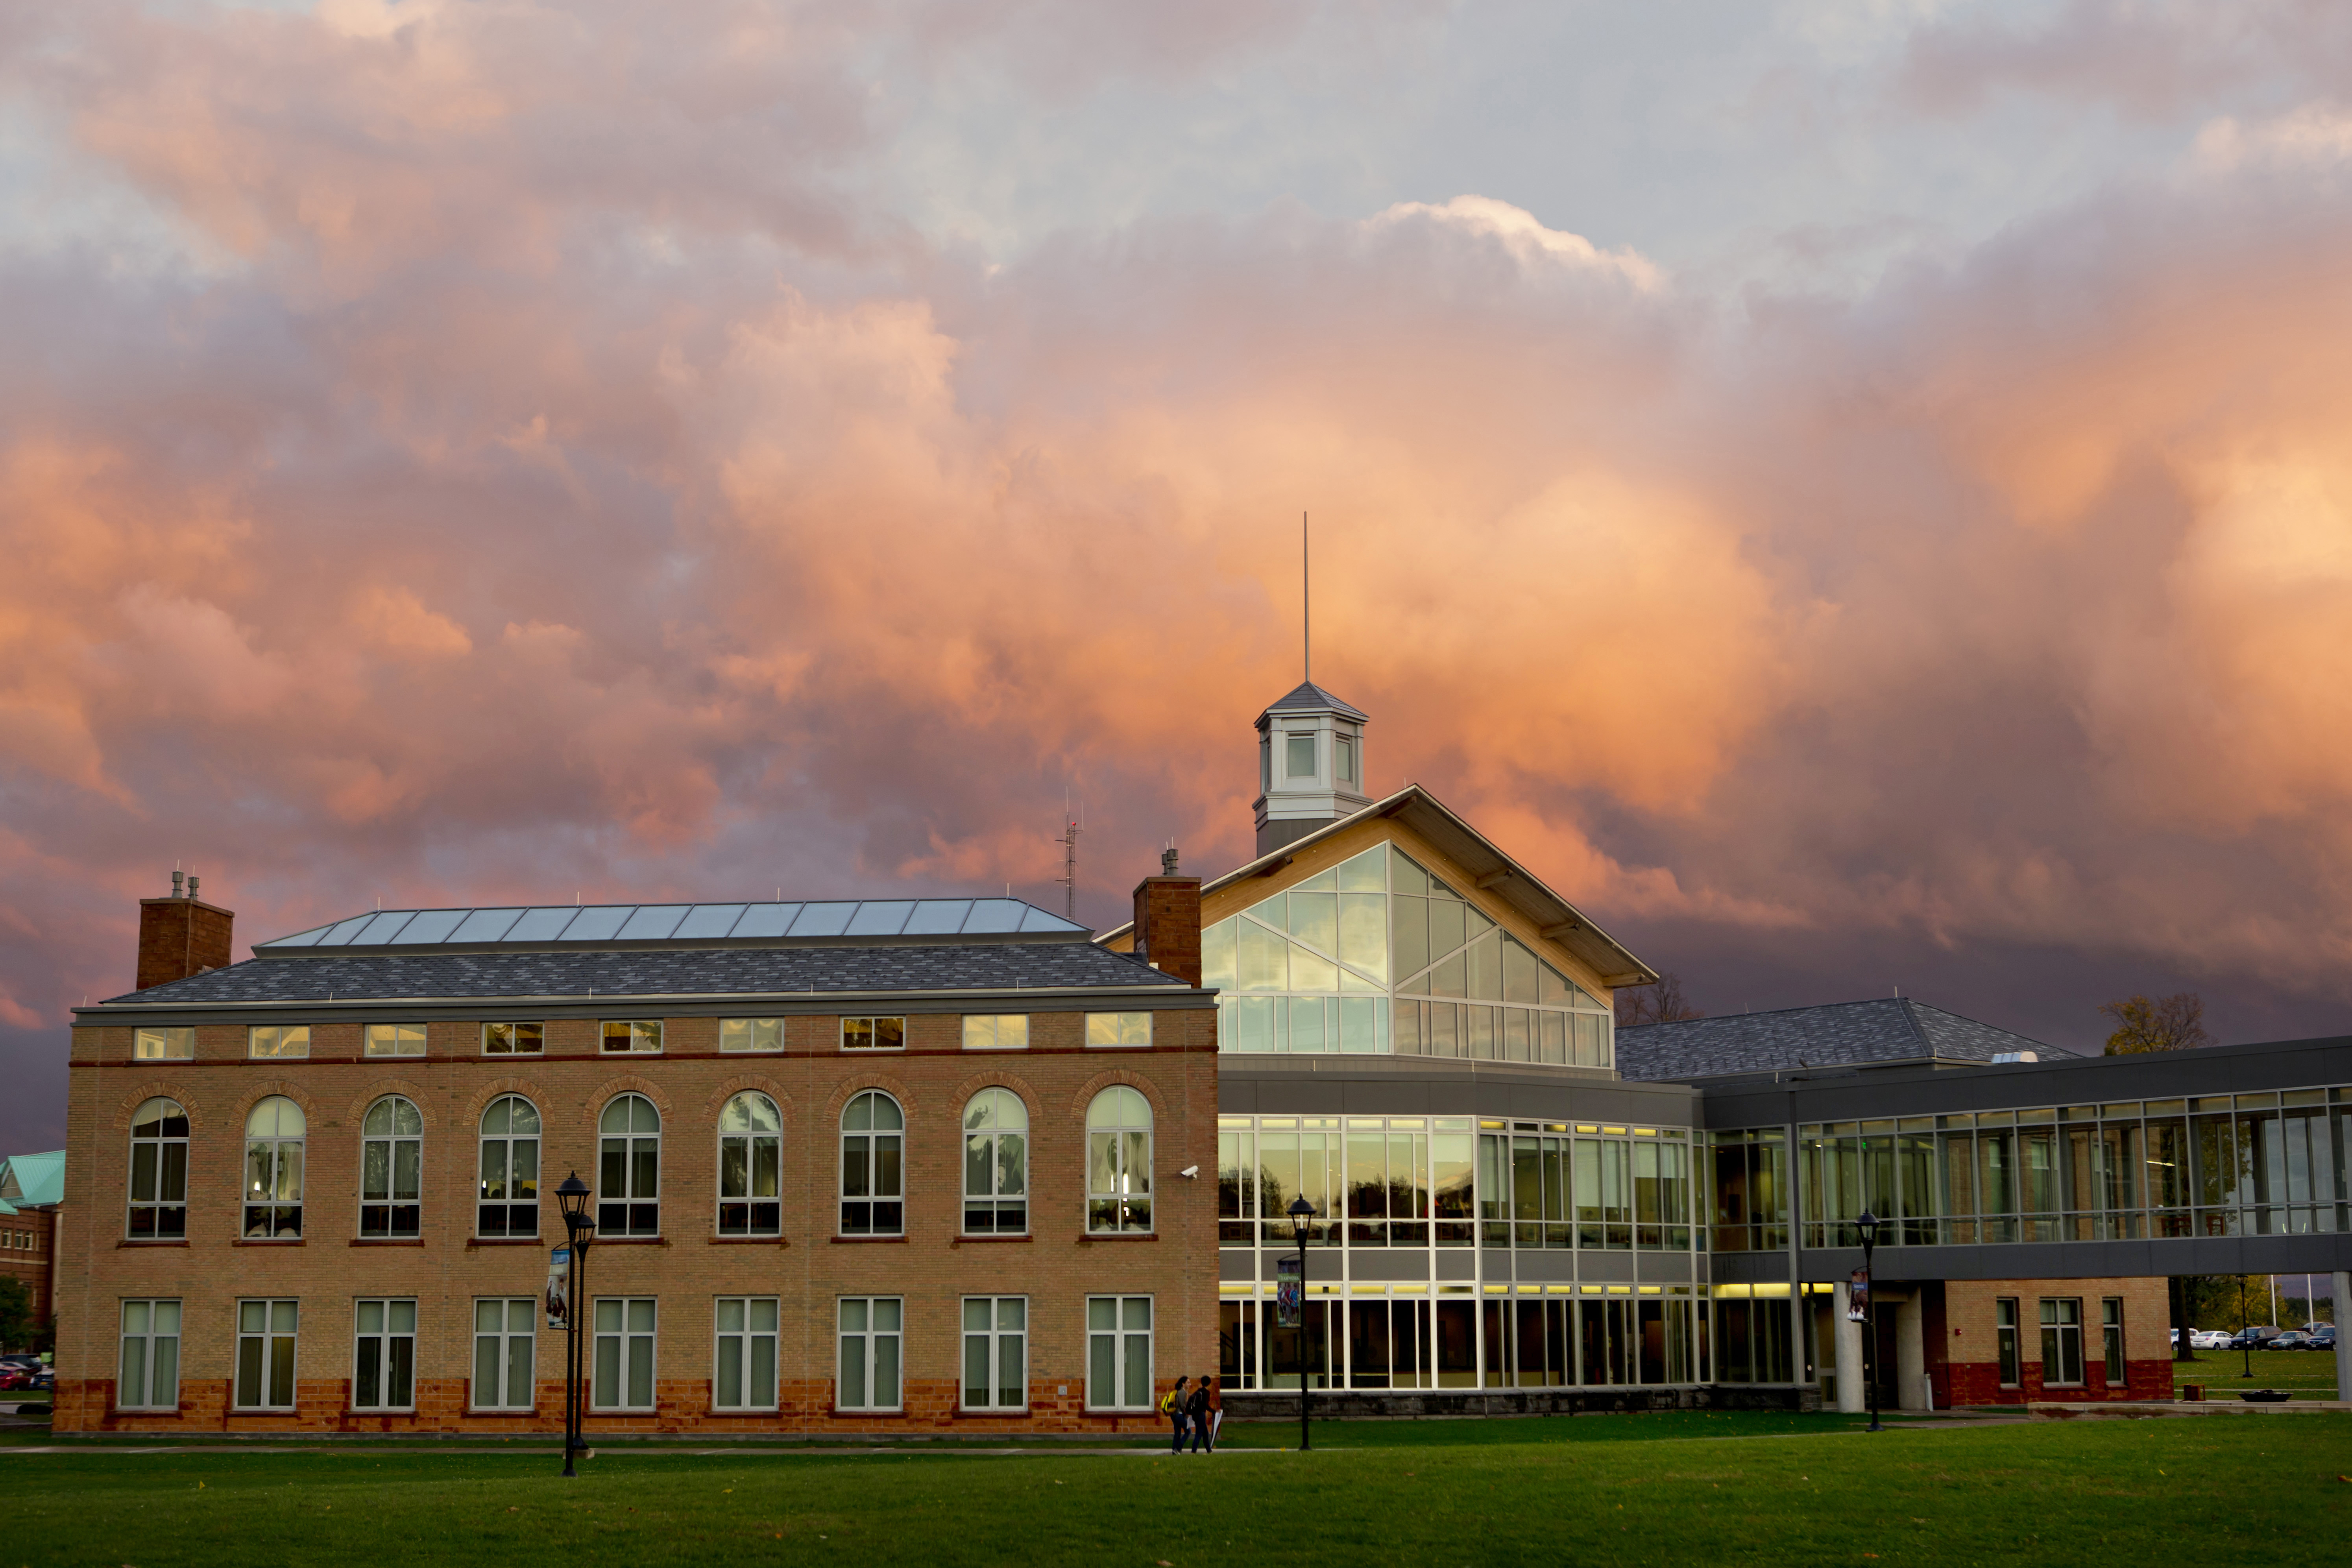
top-left (1855, 1209), bottom-right (1883, 1433)
top-left (556, 1172), bottom-right (595, 1476)
top-left (1288, 1194), bottom-right (1316, 1452)
top-left (2239, 1274), bottom-right (2253, 1381)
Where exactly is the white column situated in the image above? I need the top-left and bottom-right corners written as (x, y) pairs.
top-left (1896, 1294), bottom-right (1927, 1411)
top-left (2335, 1272), bottom-right (2351, 1406)
top-left (1835, 1298), bottom-right (1865, 1413)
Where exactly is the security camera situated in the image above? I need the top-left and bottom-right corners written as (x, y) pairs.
top-left (1179, 1164), bottom-right (1199, 1179)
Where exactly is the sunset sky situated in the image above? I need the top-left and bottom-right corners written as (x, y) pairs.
top-left (9, 2), bottom-right (2352, 1150)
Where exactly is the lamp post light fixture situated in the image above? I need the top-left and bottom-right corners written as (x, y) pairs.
top-left (1855, 1209), bottom-right (1884, 1434)
top-left (1288, 1194), bottom-right (1316, 1453)
top-left (555, 1172), bottom-right (595, 1476)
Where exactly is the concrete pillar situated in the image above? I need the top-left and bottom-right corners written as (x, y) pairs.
top-left (1896, 1294), bottom-right (1927, 1411)
top-left (2336, 1272), bottom-right (2351, 1406)
top-left (1835, 1298), bottom-right (1865, 1413)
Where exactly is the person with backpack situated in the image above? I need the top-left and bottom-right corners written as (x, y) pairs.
top-left (1188, 1374), bottom-right (1214, 1452)
top-left (1160, 1376), bottom-right (1190, 1452)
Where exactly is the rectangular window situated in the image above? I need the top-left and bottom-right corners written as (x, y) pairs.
top-left (234, 1299), bottom-right (299, 1410)
top-left (600, 1020), bottom-right (663, 1055)
top-left (962, 1297), bottom-right (1028, 1409)
top-left (1085, 1012), bottom-right (1152, 1048)
top-left (134, 1028), bottom-right (193, 1060)
top-left (591, 1297), bottom-right (658, 1410)
top-left (1286, 732), bottom-right (1316, 778)
top-left (1995, 1298), bottom-right (2020, 1386)
top-left (962, 1015), bottom-right (1030, 1050)
top-left (2040, 1298), bottom-right (2084, 1386)
top-left (841, 1017), bottom-right (905, 1051)
top-left (352, 1299), bottom-right (417, 1411)
top-left (482, 1022), bottom-right (544, 1056)
top-left (1086, 1295), bottom-right (1153, 1410)
top-left (837, 1298), bottom-right (903, 1411)
top-left (719, 1018), bottom-right (783, 1053)
top-left (472, 1298), bottom-right (537, 1411)
top-left (247, 1025), bottom-right (309, 1060)
top-left (117, 1300), bottom-right (181, 1411)
top-left (364, 1023), bottom-right (427, 1057)
top-left (2102, 1297), bottom-right (2125, 1386)
top-left (714, 1297), bottom-right (780, 1411)
top-left (1336, 731), bottom-right (1358, 786)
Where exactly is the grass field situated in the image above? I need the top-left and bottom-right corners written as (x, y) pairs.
top-left (2173, 1348), bottom-right (2342, 1399)
top-left (6, 1411), bottom-right (2350, 1566)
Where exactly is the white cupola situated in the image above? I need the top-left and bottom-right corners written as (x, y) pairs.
top-left (1253, 682), bottom-right (1371, 855)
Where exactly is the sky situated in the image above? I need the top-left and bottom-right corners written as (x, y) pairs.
top-left (9, 1), bottom-right (2352, 1152)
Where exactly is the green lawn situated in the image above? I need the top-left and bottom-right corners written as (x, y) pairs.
top-left (2173, 1348), bottom-right (2342, 1399)
top-left (6, 1414), bottom-right (2351, 1565)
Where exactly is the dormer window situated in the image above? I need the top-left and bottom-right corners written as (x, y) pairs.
top-left (1286, 732), bottom-right (1317, 779)
top-left (1336, 731), bottom-right (1359, 787)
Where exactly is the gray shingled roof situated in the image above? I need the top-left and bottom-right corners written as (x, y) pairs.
top-left (101, 942), bottom-right (1188, 1007)
top-left (1615, 998), bottom-right (2079, 1082)
top-left (1259, 681), bottom-right (1369, 722)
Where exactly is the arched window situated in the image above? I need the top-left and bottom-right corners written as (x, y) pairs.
top-left (962, 1089), bottom-right (1028, 1235)
top-left (598, 1094), bottom-right (661, 1236)
top-left (244, 1096), bottom-right (306, 1238)
top-left (1086, 1086), bottom-right (1152, 1234)
top-left (477, 1095), bottom-right (541, 1237)
top-left (360, 1096), bottom-right (423, 1238)
top-left (127, 1097), bottom-right (189, 1239)
top-left (718, 1092), bottom-right (782, 1236)
top-left (840, 1091), bottom-right (903, 1236)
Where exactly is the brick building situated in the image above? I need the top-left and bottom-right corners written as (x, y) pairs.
top-left (0, 1151), bottom-right (61, 1340)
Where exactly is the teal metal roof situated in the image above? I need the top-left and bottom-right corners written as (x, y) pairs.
top-left (0, 1151), bottom-right (63, 1207)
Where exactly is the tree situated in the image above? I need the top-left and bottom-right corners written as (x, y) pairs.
top-left (0, 1280), bottom-right (31, 1354)
top-left (1617, 972), bottom-right (1705, 1029)
top-left (2099, 992), bottom-right (2212, 1056)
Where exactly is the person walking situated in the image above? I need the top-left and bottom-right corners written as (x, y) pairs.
top-left (1161, 1376), bottom-right (1190, 1453)
top-left (1203, 1374), bottom-right (1222, 1451)
top-left (1188, 1374), bottom-right (1215, 1453)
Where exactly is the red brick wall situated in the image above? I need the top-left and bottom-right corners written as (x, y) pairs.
top-left (136, 900), bottom-right (235, 991)
top-left (57, 1003), bottom-right (1216, 1434)
top-left (1131, 877), bottom-right (1203, 987)
top-left (1931, 1276), bottom-right (2171, 1405)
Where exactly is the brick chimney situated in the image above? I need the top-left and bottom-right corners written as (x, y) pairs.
top-left (137, 871), bottom-right (235, 990)
top-left (1130, 845), bottom-right (1203, 987)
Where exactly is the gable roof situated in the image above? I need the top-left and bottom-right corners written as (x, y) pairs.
top-left (1615, 998), bottom-right (2080, 1083)
top-left (0, 1151), bottom-right (65, 1208)
top-left (1257, 682), bottom-right (1369, 723)
top-left (1104, 783), bottom-right (1655, 988)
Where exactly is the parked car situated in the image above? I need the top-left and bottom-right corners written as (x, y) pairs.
top-left (2191, 1329), bottom-right (2234, 1349)
top-left (0, 1368), bottom-right (32, 1393)
top-left (2225, 1327), bottom-right (2282, 1351)
top-left (2269, 1331), bottom-right (2313, 1351)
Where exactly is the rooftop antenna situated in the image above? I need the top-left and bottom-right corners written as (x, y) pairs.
top-left (1054, 796), bottom-right (1081, 921)
top-left (1302, 510), bottom-right (1310, 684)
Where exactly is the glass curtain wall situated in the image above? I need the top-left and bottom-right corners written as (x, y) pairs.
top-left (1785, 1088), bottom-right (2349, 1247)
top-left (1202, 844), bottom-right (1615, 1068)
top-left (1218, 1113), bottom-right (1708, 1392)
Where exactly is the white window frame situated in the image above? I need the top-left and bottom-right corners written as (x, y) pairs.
top-left (243, 1096), bottom-right (306, 1238)
top-left (1086, 1295), bottom-right (1153, 1411)
top-left (1085, 1012), bottom-right (1153, 1048)
top-left (719, 1018), bottom-right (783, 1053)
top-left (127, 1097), bottom-right (188, 1240)
top-left (233, 1298), bottom-right (299, 1411)
top-left (591, 1297), bottom-right (658, 1411)
top-left (962, 1088), bottom-right (1029, 1236)
top-left (359, 1095), bottom-right (423, 1239)
top-left (481, 1021), bottom-right (543, 1056)
top-left (597, 1093), bottom-right (661, 1237)
top-left (477, 1095), bottom-right (541, 1238)
top-left (962, 1014), bottom-right (1029, 1050)
top-left (713, 1297), bottom-right (781, 1411)
top-left (472, 1298), bottom-right (537, 1412)
top-left (351, 1298), bottom-right (418, 1411)
top-left (1285, 730), bottom-right (1317, 779)
top-left (1086, 1086), bottom-right (1154, 1235)
top-left (363, 1022), bottom-right (427, 1058)
top-left (247, 1024), bottom-right (309, 1059)
top-left (841, 1016), bottom-right (906, 1051)
top-left (117, 1299), bottom-right (182, 1411)
top-left (961, 1296), bottom-right (1028, 1411)
top-left (840, 1090), bottom-right (905, 1237)
top-left (134, 1027), bottom-right (193, 1060)
top-left (600, 1019), bottom-right (663, 1055)
top-left (717, 1092), bottom-right (783, 1237)
top-left (836, 1297), bottom-right (903, 1411)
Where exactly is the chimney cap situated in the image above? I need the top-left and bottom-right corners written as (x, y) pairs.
top-left (1160, 845), bottom-right (1180, 875)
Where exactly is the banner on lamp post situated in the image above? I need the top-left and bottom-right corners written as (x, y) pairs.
top-left (1847, 1266), bottom-right (1870, 1324)
top-left (547, 1246), bottom-right (572, 1330)
top-left (1275, 1255), bottom-right (1302, 1328)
